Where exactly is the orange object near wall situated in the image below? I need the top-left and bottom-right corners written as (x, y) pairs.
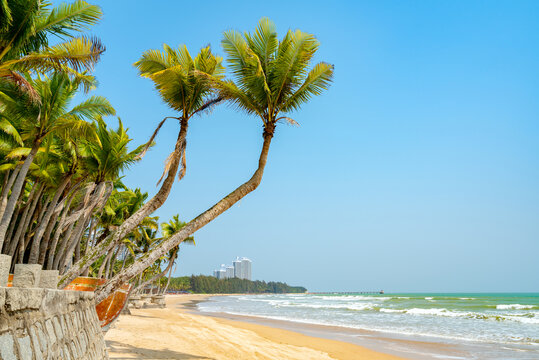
top-left (6, 275), bottom-right (130, 328)
top-left (65, 276), bottom-right (131, 328)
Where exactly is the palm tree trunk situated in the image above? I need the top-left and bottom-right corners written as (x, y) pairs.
top-left (28, 175), bottom-right (71, 264)
top-left (0, 166), bottom-right (20, 219)
top-left (59, 216), bottom-right (89, 273)
top-left (120, 246), bottom-right (128, 271)
top-left (38, 207), bottom-right (61, 265)
top-left (0, 169), bottom-right (10, 209)
top-left (1, 171), bottom-right (26, 253)
top-left (7, 184), bottom-right (43, 257)
top-left (3, 208), bottom-right (19, 253)
top-left (28, 175), bottom-right (71, 263)
top-left (162, 257), bottom-right (177, 295)
top-left (95, 128), bottom-right (274, 302)
top-left (97, 249), bottom-right (114, 278)
top-left (0, 140), bottom-right (41, 249)
top-left (52, 221), bottom-right (75, 271)
top-left (59, 122), bottom-right (188, 287)
top-left (61, 181), bottom-right (112, 271)
top-left (83, 217), bottom-right (96, 256)
top-left (133, 253), bottom-right (176, 295)
top-left (45, 183), bottom-right (79, 269)
top-left (106, 247), bottom-right (119, 279)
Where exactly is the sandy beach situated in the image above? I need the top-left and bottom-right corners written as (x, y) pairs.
top-left (105, 294), bottom-right (405, 360)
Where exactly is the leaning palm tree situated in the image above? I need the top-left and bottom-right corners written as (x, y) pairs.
top-left (132, 214), bottom-right (194, 295)
top-left (59, 45), bottom-right (225, 287)
top-left (0, 72), bottom-right (115, 252)
top-left (95, 18), bottom-right (333, 302)
top-left (0, 0), bottom-right (104, 98)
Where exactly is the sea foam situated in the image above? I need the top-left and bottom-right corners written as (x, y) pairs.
top-left (496, 304), bottom-right (535, 310)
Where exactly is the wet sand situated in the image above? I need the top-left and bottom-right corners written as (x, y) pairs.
top-left (105, 294), bottom-right (406, 359)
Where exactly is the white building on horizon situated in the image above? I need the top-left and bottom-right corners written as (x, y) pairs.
top-left (225, 266), bottom-right (234, 278)
top-left (214, 257), bottom-right (252, 280)
top-left (213, 268), bottom-right (226, 279)
top-left (233, 258), bottom-right (242, 279)
top-left (240, 257), bottom-right (252, 280)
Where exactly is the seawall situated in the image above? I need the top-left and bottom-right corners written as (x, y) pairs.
top-left (0, 287), bottom-right (108, 359)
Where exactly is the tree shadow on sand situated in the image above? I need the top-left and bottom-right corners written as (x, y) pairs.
top-left (107, 340), bottom-right (215, 360)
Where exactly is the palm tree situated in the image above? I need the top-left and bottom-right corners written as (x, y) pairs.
top-left (59, 45), bottom-right (224, 287)
top-left (52, 117), bottom-right (141, 271)
top-left (132, 214), bottom-right (194, 295)
top-left (95, 18), bottom-right (333, 302)
top-left (0, 72), bottom-right (115, 251)
top-left (0, 0), bottom-right (104, 98)
top-left (160, 214), bottom-right (194, 294)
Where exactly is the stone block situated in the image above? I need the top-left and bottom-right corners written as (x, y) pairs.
top-left (39, 270), bottom-right (59, 289)
top-left (44, 319), bottom-right (56, 345)
top-left (29, 325), bottom-right (42, 355)
top-left (0, 254), bottom-right (11, 287)
top-left (52, 316), bottom-right (63, 338)
top-left (16, 335), bottom-right (32, 360)
top-left (0, 332), bottom-right (17, 360)
top-left (35, 322), bottom-right (48, 353)
top-left (12, 264), bottom-right (42, 288)
top-left (5, 288), bottom-right (44, 311)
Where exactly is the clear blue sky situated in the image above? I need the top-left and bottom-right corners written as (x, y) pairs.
top-left (71, 1), bottom-right (538, 292)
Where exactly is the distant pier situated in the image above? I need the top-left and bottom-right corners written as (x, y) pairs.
top-left (308, 291), bottom-right (385, 295)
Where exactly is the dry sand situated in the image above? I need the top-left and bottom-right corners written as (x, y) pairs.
top-left (105, 294), bottom-right (405, 360)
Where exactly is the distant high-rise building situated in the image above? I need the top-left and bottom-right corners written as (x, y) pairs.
top-left (225, 266), bottom-right (234, 279)
top-left (216, 269), bottom-right (226, 279)
top-left (241, 258), bottom-right (252, 280)
top-left (233, 258), bottom-right (242, 279)
top-left (213, 257), bottom-right (252, 280)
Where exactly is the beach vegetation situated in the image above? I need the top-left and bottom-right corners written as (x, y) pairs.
top-left (0, 11), bottom-right (331, 302)
top-left (165, 275), bottom-right (307, 294)
top-left (94, 17), bottom-right (333, 302)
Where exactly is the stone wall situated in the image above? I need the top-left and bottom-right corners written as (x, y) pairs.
top-left (0, 287), bottom-right (108, 360)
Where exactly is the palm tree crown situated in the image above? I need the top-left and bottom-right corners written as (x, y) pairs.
top-left (135, 44), bottom-right (225, 118)
top-left (0, 0), bottom-right (105, 97)
top-left (206, 17), bottom-right (333, 132)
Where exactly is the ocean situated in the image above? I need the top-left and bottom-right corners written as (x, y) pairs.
top-left (197, 293), bottom-right (539, 359)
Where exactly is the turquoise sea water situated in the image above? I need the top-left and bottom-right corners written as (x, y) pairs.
top-left (198, 293), bottom-right (539, 359)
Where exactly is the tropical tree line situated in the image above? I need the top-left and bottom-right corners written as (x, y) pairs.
top-left (0, 0), bottom-right (192, 288)
top-left (166, 275), bottom-right (307, 294)
top-left (1, 0), bottom-right (333, 301)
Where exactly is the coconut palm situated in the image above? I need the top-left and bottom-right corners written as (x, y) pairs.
top-left (95, 18), bottom-right (333, 302)
top-left (160, 214), bottom-right (194, 294)
top-left (52, 117), bottom-right (142, 271)
top-left (0, 72), bottom-right (115, 251)
top-left (59, 45), bottom-right (224, 287)
top-left (0, 0), bottom-right (104, 98)
top-left (131, 214), bottom-right (194, 294)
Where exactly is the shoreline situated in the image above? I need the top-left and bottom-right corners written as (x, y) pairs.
top-left (193, 295), bottom-right (470, 360)
top-left (105, 294), bottom-right (406, 359)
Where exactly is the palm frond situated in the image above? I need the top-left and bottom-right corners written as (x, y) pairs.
top-left (134, 49), bottom-right (170, 76)
top-left (0, 0), bottom-right (12, 31)
top-left (0, 116), bottom-right (23, 145)
top-left (0, 69), bottom-right (40, 102)
top-left (34, 0), bottom-right (102, 39)
top-left (280, 62), bottom-right (334, 112)
top-left (64, 95), bottom-right (115, 120)
top-left (244, 17), bottom-right (278, 74)
top-left (2, 36), bottom-right (105, 73)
